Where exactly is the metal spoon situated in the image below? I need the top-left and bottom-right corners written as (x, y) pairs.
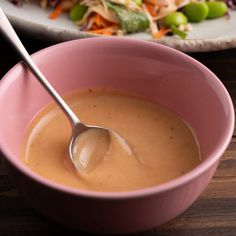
top-left (0, 7), bottom-right (131, 172)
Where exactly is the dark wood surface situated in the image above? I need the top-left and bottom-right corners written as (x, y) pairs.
top-left (0, 35), bottom-right (236, 236)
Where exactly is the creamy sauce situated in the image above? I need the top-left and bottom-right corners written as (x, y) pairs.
top-left (20, 89), bottom-right (201, 192)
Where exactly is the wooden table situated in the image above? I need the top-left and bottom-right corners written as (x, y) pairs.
top-left (0, 35), bottom-right (236, 236)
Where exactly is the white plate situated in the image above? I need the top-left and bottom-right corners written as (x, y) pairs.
top-left (1, 0), bottom-right (236, 52)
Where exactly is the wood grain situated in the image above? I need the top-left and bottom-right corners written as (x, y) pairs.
top-left (0, 35), bottom-right (236, 236)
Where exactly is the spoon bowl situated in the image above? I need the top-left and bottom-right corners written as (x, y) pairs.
top-left (69, 124), bottom-right (110, 172)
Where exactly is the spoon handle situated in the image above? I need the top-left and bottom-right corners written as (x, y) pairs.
top-left (0, 7), bottom-right (80, 127)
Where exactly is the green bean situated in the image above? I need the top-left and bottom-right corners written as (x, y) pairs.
top-left (69, 4), bottom-right (88, 21)
top-left (184, 2), bottom-right (209, 22)
top-left (206, 1), bottom-right (228, 19)
top-left (165, 12), bottom-right (188, 27)
top-left (171, 25), bottom-right (187, 39)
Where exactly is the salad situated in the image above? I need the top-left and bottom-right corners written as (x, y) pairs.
top-left (10, 0), bottom-right (230, 38)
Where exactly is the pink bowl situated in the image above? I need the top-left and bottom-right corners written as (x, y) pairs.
top-left (0, 38), bottom-right (234, 234)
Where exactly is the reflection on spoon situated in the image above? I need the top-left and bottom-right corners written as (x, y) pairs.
top-left (72, 128), bottom-right (110, 172)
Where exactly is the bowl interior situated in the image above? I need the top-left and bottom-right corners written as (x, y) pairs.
top-left (0, 38), bottom-right (233, 187)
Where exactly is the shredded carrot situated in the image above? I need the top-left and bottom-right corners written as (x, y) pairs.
top-left (144, 2), bottom-right (158, 17)
top-left (93, 14), bottom-right (112, 28)
top-left (153, 28), bottom-right (170, 39)
top-left (88, 25), bottom-right (118, 36)
top-left (89, 13), bottom-right (115, 32)
top-left (144, 0), bottom-right (167, 8)
top-left (91, 23), bottom-right (100, 30)
top-left (87, 13), bottom-right (117, 35)
top-left (94, 14), bottom-right (104, 27)
top-left (49, 5), bottom-right (63, 20)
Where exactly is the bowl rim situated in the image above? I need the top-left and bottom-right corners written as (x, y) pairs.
top-left (0, 37), bottom-right (235, 200)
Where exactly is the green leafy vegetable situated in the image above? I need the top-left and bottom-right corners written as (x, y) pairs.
top-left (170, 25), bottom-right (187, 39)
top-left (107, 2), bottom-right (149, 33)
